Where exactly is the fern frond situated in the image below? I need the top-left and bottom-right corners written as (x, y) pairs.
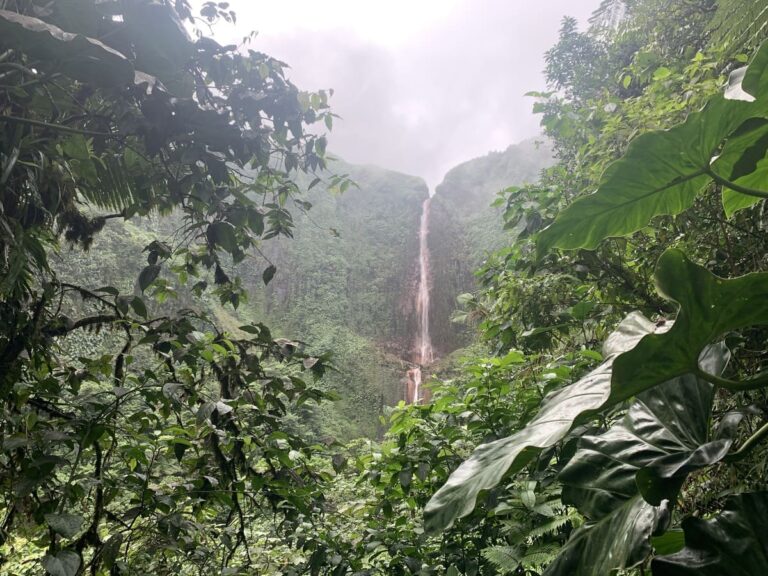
top-left (520, 513), bottom-right (573, 542)
top-left (521, 543), bottom-right (560, 570)
top-left (481, 546), bottom-right (520, 575)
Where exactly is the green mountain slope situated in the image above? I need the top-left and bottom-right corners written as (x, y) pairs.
top-left (428, 139), bottom-right (553, 355)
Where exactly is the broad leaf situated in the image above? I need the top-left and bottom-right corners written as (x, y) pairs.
top-left (138, 264), bottom-right (161, 292)
top-left (548, 347), bottom-right (733, 576)
top-left (263, 264), bottom-right (277, 285)
top-left (0, 9), bottom-right (133, 88)
top-left (207, 221), bottom-right (238, 253)
top-left (612, 249), bottom-right (768, 399)
top-left (542, 496), bottom-right (660, 576)
top-left (536, 95), bottom-right (761, 254)
top-left (537, 41), bottom-right (768, 255)
top-left (743, 41), bottom-right (768, 98)
top-left (652, 492), bottom-right (768, 575)
top-left (712, 118), bottom-right (768, 216)
top-left (44, 513), bottom-right (83, 538)
top-left (424, 312), bottom-right (663, 533)
top-left (43, 551), bottom-right (80, 576)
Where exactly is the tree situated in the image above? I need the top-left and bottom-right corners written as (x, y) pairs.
top-left (0, 1), bottom-right (341, 573)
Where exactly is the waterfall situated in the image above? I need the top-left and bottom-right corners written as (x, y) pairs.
top-left (405, 196), bottom-right (433, 404)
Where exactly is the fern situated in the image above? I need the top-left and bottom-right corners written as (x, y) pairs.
top-left (521, 510), bottom-right (580, 543)
top-left (482, 546), bottom-right (520, 575)
top-left (520, 543), bottom-right (560, 571)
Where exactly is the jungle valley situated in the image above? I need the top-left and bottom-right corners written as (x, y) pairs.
top-left (2, 1), bottom-right (768, 575)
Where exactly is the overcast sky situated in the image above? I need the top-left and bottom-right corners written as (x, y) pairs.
top-left (205, 1), bottom-right (600, 190)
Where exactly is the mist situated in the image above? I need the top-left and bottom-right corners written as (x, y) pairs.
top-left (204, 0), bottom-right (600, 189)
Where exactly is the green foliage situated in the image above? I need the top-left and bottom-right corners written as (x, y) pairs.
top-left (425, 5), bottom-right (768, 576)
top-left (0, 1), bottom-right (348, 574)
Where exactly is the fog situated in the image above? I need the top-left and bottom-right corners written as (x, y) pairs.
top-left (207, 1), bottom-right (600, 189)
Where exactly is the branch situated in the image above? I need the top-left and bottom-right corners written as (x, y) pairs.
top-left (43, 314), bottom-right (121, 337)
top-left (0, 114), bottom-right (117, 138)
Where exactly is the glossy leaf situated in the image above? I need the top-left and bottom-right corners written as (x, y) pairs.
top-left (743, 41), bottom-right (768, 98)
top-left (424, 312), bottom-right (663, 533)
top-left (537, 41), bottom-right (768, 254)
top-left (548, 348), bottom-right (730, 576)
top-left (612, 249), bottom-right (768, 399)
top-left (652, 492), bottom-right (768, 575)
top-left (542, 496), bottom-right (660, 576)
top-left (562, 357), bottom-right (724, 510)
top-left (138, 264), bottom-right (161, 292)
top-left (712, 118), bottom-right (768, 216)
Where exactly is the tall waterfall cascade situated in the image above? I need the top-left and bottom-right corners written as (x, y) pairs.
top-left (405, 197), bottom-right (434, 403)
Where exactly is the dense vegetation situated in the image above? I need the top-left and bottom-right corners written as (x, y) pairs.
top-left (3, 0), bottom-right (768, 575)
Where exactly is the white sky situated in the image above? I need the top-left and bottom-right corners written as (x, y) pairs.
top-left (201, 0), bottom-right (600, 189)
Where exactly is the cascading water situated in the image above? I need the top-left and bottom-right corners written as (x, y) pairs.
top-left (405, 196), bottom-right (434, 404)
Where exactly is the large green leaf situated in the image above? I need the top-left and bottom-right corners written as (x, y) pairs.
top-left (43, 551), bottom-right (80, 576)
top-left (536, 41), bottom-right (768, 255)
top-left (611, 249), bottom-right (768, 399)
top-left (423, 313), bottom-right (663, 533)
top-left (121, 1), bottom-right (194, 96)
top-left (0, 9), bottom-right (133, 88)
top-left (561, 349), bottom-right (728, 515)
top-left (536, 95), bottom-right (760, 255)
top-left (652, 492), bottom-right (768, 575)
top-left (542, 496), bottom-right (660, 576)
top-left (546, 347), bottom-right (733, 576)
top-left (44, 513), bottom-right (84, 539)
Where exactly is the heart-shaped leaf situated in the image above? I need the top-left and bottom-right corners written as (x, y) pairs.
top-left (43, 550), bottom-right (80, 576)
top-left (44, 513), bottom-right (83, 539)
top-left (611, 249), bottom-right (768, 399)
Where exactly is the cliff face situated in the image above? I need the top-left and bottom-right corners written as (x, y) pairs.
top-left (262, 159), bottom-right (429, 358)
top-left (428, 139), bottom-right (553, 356)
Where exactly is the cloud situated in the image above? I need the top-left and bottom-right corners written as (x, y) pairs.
top-left (210, 0), bottom-right (600, 189)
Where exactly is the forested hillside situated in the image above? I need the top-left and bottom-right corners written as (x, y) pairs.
top-left (429, 139), bottom-right (552, 355)
top-left (4, 1), bottom-right (768, 575)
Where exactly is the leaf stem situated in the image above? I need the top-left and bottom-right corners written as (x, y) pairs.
top-left (706, 167), bottom-right (768, 199)
top-left (695, 367), bottom-right (768, 391)
top-left (726, 421), bottom-right (768, 462)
